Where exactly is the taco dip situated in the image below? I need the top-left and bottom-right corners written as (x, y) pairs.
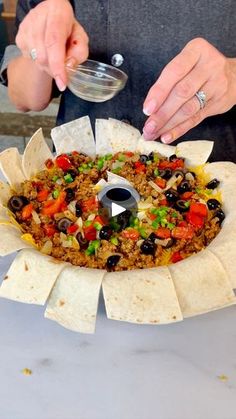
top-left (0, 116), bottom-right (235, 332)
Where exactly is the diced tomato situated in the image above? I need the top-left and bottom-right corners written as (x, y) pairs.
top-left (60, 202), bottom-right (68, 212)
top-left (134, 161), bottom-right (146, 174)
top-left (148, 211), bottom-right (157, 221)
top-left (186, 212), bottom-right (204, 228)
top-left (171, 251), bottom-right (183, 263)
top-left (124, 152), bottom-right (134, 157)
top-left (158, 158), bottom-right (184, 170)
top-left (94, 215), bottom-right (107, 226)
top-left (155, 177), bottom-right (166, 189)
top-left (37, 189), bottom-right (49, 202)
top-left (189, 202), bottom-right (208, 218)
top-left (44, 224), bottom-right (57, 237)
top-left (155, 227), bottom-right (171, 239)
top-left (181, 191), bottom-right (194, 200)
top-left (41, 191), bottom-right (66, 216)
top-left (81, 196), bottom-right (99, 212)
top-left (171, 226), bottom-right (194, 240)
top-left (71, 150), bottom-right (79, 156)
top-left (67, 224), bottom-right (78, 234)
top-left (55, 154), bottom-right (72, 171)
top-left (22, 203), bottom-right (33, 220)
top-left (121, 228), bottom-right (140, 240)
top-left (45, 158), bottom-right (54, 169)
top-left (159, 198), bottom-right (168, 206)
top-left (178, 220), bottom-right (188, 228)
top-left (83, 224), bottom-right (97, 241)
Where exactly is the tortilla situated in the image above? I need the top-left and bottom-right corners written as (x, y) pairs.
top-left (45, 266), bottom-right (105, 333)
top-left (51, 116), bottom-right (96, 158)
top-left (0, 181), bottom-right (11, 206)
top-left (0, 206), bottom-right (10, 223)
top-left (175, 140), bottom-right (214, 166)
top-left (0, 224), bottom-right (32, 256)
top-left (95, 118), bottom-right (141, 155)
top-left (0, 248), bottom-right (66, 305)
top-left (208, 222), bottom-right (236, 289)
top-left (102, 267), bottom-right (183, 324)
top-left (168, 249), bottom-right (236, 317)
top-left (137, 136), bottom-right (175, 158)
top-left (22, 128), bottom-right (53, 178)
top-left (0, 147), bottom-right (26, 190)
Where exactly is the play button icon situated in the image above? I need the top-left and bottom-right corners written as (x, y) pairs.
top-left (111, 202), bottom-right (126, 217)
top-left (98, 184), bottom-right (140, 219)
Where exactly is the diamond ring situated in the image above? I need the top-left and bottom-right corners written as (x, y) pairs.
top-left (195, 90), bottom-right (207, 109)
top-left (29, 48), bottom-right (37, 61)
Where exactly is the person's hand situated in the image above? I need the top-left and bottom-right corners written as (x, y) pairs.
top-left (142, 38), bottom-right (236, 143)
top-left (15, 0), bottom-right (89, 91)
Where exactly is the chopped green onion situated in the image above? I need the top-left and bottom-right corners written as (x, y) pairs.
top-left (78, 166), bottom-right (84, 173)
top-left (97, 157), bottom-right (105, 170)
top-left (112, 167), bottom-right (121, 174)
top-left (152, 219), bottom-right (160, 229)
top-left (154, 168), bottom-right (159, 177)
top-left (84, 220), bottom-right (92, 227)
top-left (172, 212), bottom-right (178, 218)
top-left (184, 201), bottom-right (190, 208)
top-left (146, 160), bottom-right (152, 166)
top-left (139, 227), bottom-right (148, 239)
top-left (64, 173), bottom-right (73, 183)
top-left (82, 163), bottom-right (88, 169)
top-left (195, 187), bottom-right (201, 193)
top-left (105, 154), bottom-right (113, 160)
top-left (117, 153), bottom-right (126, 162)
top-left (167, 222), bottom-right (175, 230)
top-left (109, 219), bottom-right (120, 231)
top-left (52, 175), bottom-right (59, 182)
top-left (153, 153), bottom-right (159, 163)
top-left (88, 162), bottom-right (94, 168)
top-left (52, 189), bottom-right (59, 199)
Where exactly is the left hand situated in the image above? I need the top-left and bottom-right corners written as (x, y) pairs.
top-left (142, 38), bottom-right (236, 143)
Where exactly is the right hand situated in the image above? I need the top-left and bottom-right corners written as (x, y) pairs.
top-left (15, 0), bottom-right (89, 91)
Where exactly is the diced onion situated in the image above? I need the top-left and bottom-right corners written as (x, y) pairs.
top-left (32, 210), bottom-right (41, 225)
top-left (67, 200), bottom-right (76, 215)
top-left (148, 180), bottom-right (162, 194)
top-left (136, 239), bottom-right (144, 247)
top-left (165, 175), bottom-right (182, 191)
top-left (155, 238), bottom-right (171, 247)
top-left (88, 213), bottom-right (96, 221)
top-left (41, 240), bottom-right (52, 255)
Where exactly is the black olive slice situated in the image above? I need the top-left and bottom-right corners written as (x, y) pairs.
top-left (8, 195), bottom-right (29, 212)
top-left (75, 202), bottom-right (82, 217)
top-left (140, 239), bottom-right (157, 255)
top-left (106, 255), bottom-right (121, 270)
top-left (177, 180), bottom-right (191, 194)
top-left (99, 226), bottom-right (112, 240)
top-left (139, 155), bottom-right (148, 164)
top-left (174, 199), bottom-right (189, 212)
top-left (65, 188), bottom-right (75, 203)
top-left (214, 209), bottom-right (225, 225)
top-left (207, 199), bottom-right (221, 210)
top-left (164, 189), bottom-right (179, 203)
top-left (76, 232), bottom-right (88, 249)
top-left (57, 217), bottom-right (72, 233)
top-left (159, 168), bottom-right (173, 180)
top-left (206, 178), bottom-right (220, 189)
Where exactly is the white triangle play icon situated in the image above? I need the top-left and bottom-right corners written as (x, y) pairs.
top-left (111, 202), bottom-right (126, 217)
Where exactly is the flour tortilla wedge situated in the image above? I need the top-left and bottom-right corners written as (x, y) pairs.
top-left (0, 224), bottom-right (32, 256)
top-left (22, 128), bottom-right (53, 178)
top-left (0, 147), bottom-right (26, 190)
top-left (137, 136), bottom-right (175, 158)
top-left (0, 181), bottom-right (11, 206)
top-left (208, 222), bottom-right (236, 289)
top-left (102, 267), bottom-right (183, 324)
top-left (0, 249), bottom-right (66, 305)
top-left (45, 266), bottom-right (105, 333)
top-left (204, 162), bottom-right (236, 216)
top-left (95, 118), bottom-right (141, 155)
top-left (176, 140), bottom-right (214, 166)
top-left (168, 249), bottom-right (236, 317)
top-left (51, 116), bottom-right (96, 158)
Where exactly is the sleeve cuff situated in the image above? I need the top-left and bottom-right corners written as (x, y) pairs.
top-left (0, 45), bottom-right (22, 86)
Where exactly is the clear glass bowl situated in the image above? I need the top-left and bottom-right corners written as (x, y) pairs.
top-left (66, 59), bottom-right (128, 102)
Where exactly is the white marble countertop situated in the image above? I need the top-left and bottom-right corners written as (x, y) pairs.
top-left (0, 252), bottom-right (236, 419)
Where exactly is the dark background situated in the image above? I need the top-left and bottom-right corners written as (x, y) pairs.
top-left (0, 3), bottom-right (10, 60)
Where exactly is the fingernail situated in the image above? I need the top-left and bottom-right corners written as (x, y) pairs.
top-left (55, 76), bottom-right (66, 92)
top-left (143, 99), bottom-right (157, 116)
top-left (143, 120), bottom-right (157, 140)
top-left (161, 133), bottom-right (173, 144)
top-left (66, 57), bottom-right (77, 68)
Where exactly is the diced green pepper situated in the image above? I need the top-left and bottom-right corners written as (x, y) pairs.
top-left (105, 154), bottom-right (113, 160)
top-left (110, 236), bottom-right (119, 245)
top-left (117, 153), bottom-right (126, 162)
top-left (85, 239), bottom-right (100, 255)
top-left (82, 163), bottom-right (88, 169)
top-left (84, 220), bottom-right (92, 227)
top-left (94, 222), bottom-right (103, 231)
top-left (112, 167), bottom-right (121, 174)
top-left (97, 157), bottom-right (105, 170)
top-left (154, 168), bottom-right (159, 177)
top-left (139, 227), bottom-right (148, 239)
top-left (152, 219), bottom-right (160, 229)
top-left (167, 222), bottom-right (175, 230)
top-left (52, 175), bottom-right (59, 182)
top-left (184, 201), bottom-right (190, 208)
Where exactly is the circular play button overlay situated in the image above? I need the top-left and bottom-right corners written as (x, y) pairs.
top-left (98, 184), bottom-right (140, 219)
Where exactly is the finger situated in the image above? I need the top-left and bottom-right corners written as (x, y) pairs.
top-left (143, 40), bottom-right (202, 115)
top-left (143, 65), bottom-right (208, 138)
top-left (66, 22), bottom-right (89, 67)
top-left (159, 103), bottom-right (213, 144)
